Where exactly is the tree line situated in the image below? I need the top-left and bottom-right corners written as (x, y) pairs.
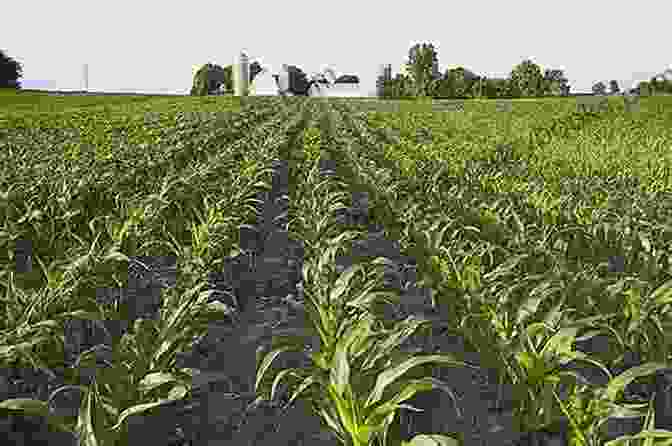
top-left (1, 47), bottom-right (670, 98)
top-left (591, 78), bottom-right (672, 97)
top-left (379, 42), bottom-right (672, 100)
top-left (0, 49), bottom-right (22, 89)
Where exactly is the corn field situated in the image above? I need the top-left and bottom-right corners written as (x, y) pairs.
top-left (1, 89), bottom-right (672, 446)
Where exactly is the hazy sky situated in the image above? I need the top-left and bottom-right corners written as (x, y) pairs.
top-left (3, 0), bottom-right (670, 95)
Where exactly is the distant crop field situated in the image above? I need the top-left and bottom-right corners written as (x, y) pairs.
top-left (0, 88), bottom-right (243, 116)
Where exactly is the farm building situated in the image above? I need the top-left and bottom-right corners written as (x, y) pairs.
top-left (234, 53), bottom-right (364, 98)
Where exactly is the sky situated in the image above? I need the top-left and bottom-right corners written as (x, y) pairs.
top-left (3, 0), bottom-right (671, 96)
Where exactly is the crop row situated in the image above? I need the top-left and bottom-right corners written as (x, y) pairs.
top-left (315, 99), bottom-right (672, 444)
top-left (0, 97), bottom-right (315, 445)
top-left (1, 94), bottom-right (671, 446)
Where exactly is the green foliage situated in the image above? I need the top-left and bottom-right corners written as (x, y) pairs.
top-left (222, 65), bottom-right (233, 93)
top-left (637, 81), bottom-right (651, 97)
top-left (510, 59), bottom-right (546, 97)
top-left (649, 75), bottom-right (672, 95)
top-left (436, 67), bottom-right (481, 99)
top-left (190, 63), bottom-right (229, 96)
top-left (1, 94), bottom-right (672, 446)
top-left (379, 74), bottom-right (416, 100)
top-left (0, 49), bottom-right (23, 89)
top-left (405, 43), bottom-right (440, 97)
top-left (483, 77), bottom-right (514, 99)
top-left (541, 69), bottom-right (571, 97)
top-left (385, 44), bottom-right (572, 100)
top-left (190, 71), bottom-right (208, 97)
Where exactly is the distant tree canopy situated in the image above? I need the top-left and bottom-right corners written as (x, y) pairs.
top-left (0, 50), bottom-right (22, 89)
top-left (649, 76), bottom-right (672, 95)
top-left (541, 69), bottom-right (570, 96)
top-left (379, 73), bottom-right (415, 99)
top-left (436, 67), bottom-right (481, 99)
top-left (334, 74), bottom-right (359, 84)
top-left (222, 65), bottom-right (233, 92)
top-left (190, 63), bottom-right (228, 96)
top-left (482, 77), bottom-right (513, 98)
top-left (638, 81), bottom-right (651, 97)
top-left (406, 43), bottom-right (440, 97)
top-left (377, 43), bottom-right (573, 100)
top-left (509, 59), bottom-right (545, 97)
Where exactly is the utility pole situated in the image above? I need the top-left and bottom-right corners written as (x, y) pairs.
top-left (82, 63), bottom-right (89, 93)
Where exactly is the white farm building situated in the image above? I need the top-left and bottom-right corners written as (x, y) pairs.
top-left (233, 52), bottom-right (364, 98)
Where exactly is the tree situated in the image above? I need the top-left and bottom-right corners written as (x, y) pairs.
top-left (406, 43), bottom-right (440, 97)
top-left (433, 71), bottom-right (455, 99)
top-left (190, 63), bottom-right (227, 96)
top-left (509, 59), bottom-right (545, 97)
top-left (207, 64), bottom-right (226, 93)
top-left (0, 49), bottom-right (23, 89)
top-left (608, 79), bottom-right (620, 95)
top-left (650, 74), bottom-right (672, 95)
top-left (481, 77), bottom-right (513, 99)
top-left (480, 77), bottom-right (497, 98)
top-left (425, 76), bottom-right (443, 98)
top-left (380, 74), bottom-right (415, 99)
top-left (637, 81), bottom-right (651, 97)
top-left (592, 81), bottom-right (607, 95)
top-left (222, 65), bottom-right (233, 93)
top-left (437, 67), bottom-right (479, 99)
top-left (541, 69), bottom-right (569, 96)
top-left (190, 65), bottom-right (208, 96)
top-left (471, 75), bottom-right (496, 99)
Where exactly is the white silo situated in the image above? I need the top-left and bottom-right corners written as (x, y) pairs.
top-left (234, 52), bottom-right (250, 96)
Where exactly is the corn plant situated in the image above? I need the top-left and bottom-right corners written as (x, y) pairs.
top-left (2, 92), bottom-right (672, 446)
top-left (255, 234), bottom-right (476, 446)
top-left (554, 362), bottom-right (672, 446)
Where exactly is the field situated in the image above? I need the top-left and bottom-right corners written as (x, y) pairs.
top-left (1, 89), bottom-right (672, 446)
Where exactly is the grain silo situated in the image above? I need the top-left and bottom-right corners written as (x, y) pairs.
top-left (233, 52), bottom-right (250, 96)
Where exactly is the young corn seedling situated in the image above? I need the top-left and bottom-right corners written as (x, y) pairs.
top-left (255, 232), bottom-right (478, 446)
